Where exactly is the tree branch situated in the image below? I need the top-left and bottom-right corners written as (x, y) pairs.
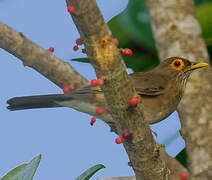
top-left (0, 22), bottom-right (88, 89)
top-left (65, 0), bottom-right (170, 179)
top-left (0, 21), bottom-right (118, 130)
top-left (98, 149), bottom-right (201, 180)
top-left (146, 0), bottom-right (212, 179)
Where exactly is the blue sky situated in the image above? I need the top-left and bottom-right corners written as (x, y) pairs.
top-left (0, 0), bottom-right (184, 179)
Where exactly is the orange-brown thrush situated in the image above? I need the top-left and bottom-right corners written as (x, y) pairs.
top-left (7, 57), bottom-right (208, 124)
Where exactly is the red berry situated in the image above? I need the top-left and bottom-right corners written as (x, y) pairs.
top-left (90, 117), bottom-right (96, 126)
top-left (115, 137), bottom-right (123, 144)
top-left (68, 5), bottom-right (75, 13)
top-left (73, 45), bottom-right (79, 51)
top-left (62, 86), bottom-right (72, 93)
top-left (95, 107), bottom-right (104, 115)
top-left (129, 97), bottom-right (139, 107)
top-left (122, 130), bottom-right (132, 140)
top-left (49, 47), bottom-right (54, 52)
top-left (76, 38), bottom-right (83, 45)
top-left (180, 172), bottom-right (188, 180)
top-left (96, 78), bottom-right (104, 86)
top-left (91, 79), bottom-right (97, 86)
top-left (105, 109), bottom-right (109, 113)
top-left (113, 38), bottom-right (119, 46)
top-left (122, 48), bottom-right (132, 56)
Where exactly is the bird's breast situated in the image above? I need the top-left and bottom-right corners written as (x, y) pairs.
top-left (140, 88), bottom-right (182, 124)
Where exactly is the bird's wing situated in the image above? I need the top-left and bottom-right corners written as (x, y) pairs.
top-left (63, 85), bottom-right (107, 107)
top-left (71, 71), bottom-right (168, 97)
top-left (129, 72), bottom-right (169, 96)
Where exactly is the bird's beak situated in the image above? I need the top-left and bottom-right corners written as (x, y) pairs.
top-left (190, 62), bottom-right (208, 70)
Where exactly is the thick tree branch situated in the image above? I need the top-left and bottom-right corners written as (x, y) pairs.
top-left (66, 0), bottom-right (169, 179)
top-left (146, 0), bottom-right (212, 179)
top-left (98, 149), bottom-right (200, 180)
top-left (0, 22), bottom-right (88, 89)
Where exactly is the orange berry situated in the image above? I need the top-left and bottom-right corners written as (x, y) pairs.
top-left (49, 47), bottom-right (54, 52)
top-left (97, 78), bottom-right (104, 86)
top-left (76, 38), bottom-right (83, 45)
top-left (95, 107), bottom-right (104, 115)
top-left (105, 109), bottom-right (109, 113)
top-left (122, 130), bottom-right (132, 140)
top-left (62, 86), bottom-right (72, 93)
top-left (115, 137), bottom-right (123, 144)
top-left (129, 97), bottom-right (138, 107)
top-left (91, 79), bottom-right (97, 86)
top-left (180, 172), bottom-right (188, 180)
top-left (73, 45), bottom-right (79, 51)
top-left (68, 5), bottom-right (75, 13)
top-left (113, 38), bottom-right (119, 46)
top-left (122, 48), bottom-right (132, 56)
top-left (90, 117), bottom-right (96, 126)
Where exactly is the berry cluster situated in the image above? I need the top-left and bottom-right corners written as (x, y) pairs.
top-left (73, 38), bottom-right (86, 53)
top-left (91, 78), bottom-right (104, 86)
top-left (62, 86), bottom-right (74, 93)
top-left (89, 107), bottom-right (109, 126)
top-left (115, 130), bottom-right (132, 144)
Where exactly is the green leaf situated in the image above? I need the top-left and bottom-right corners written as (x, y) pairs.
top-left (123, 53), bottom-right (159, 72)
top-left (175, 149), bottom-right (187, 168)
top-left (126, 0), bottom-right (156, 50)
top-left (71, 58), bottom-right (90, 63)
top-left (195, 0), bottom-right (212, 5)
top-left (196, 2), bottom-right (212, 46)
top-left (108, 0), bottom-right (156, 51)
top-left (75, 164), bottom-right (105, 180)
top-left (108, 14), bottom-right (132, 47)
top-left (1, 154), bottom-right (41, 180)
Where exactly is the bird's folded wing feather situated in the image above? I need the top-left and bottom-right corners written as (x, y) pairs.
top-left (129, 72), bottom-right (168, 95)
top-left (69, 71), bottom-right (168, 97)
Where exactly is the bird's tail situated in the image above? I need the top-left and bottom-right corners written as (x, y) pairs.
top-left (7, 94), bottom-right (71, 111)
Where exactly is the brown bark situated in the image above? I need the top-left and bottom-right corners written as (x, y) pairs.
top-left (65, 0), bottom-right (170, 179)
top-left (98, 149), bottom-right (200, 180)
top-left (146, 0), bottom-right (212, 179)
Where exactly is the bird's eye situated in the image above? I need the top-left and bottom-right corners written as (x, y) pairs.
top-left (174, 61), bottom-right (181, 66)
top-left (170, 58), bottom-right (185, 70)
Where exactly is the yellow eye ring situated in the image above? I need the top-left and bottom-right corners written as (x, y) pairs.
top-left (170, 59), bottom-right (184, 70)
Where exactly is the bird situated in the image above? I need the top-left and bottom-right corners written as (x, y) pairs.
top-left (7, 57), bottom-right (208, 124)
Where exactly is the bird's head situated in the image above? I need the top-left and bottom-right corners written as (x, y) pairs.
top-left (154, 57), bottom-right (209, 90)
top-left (157, 57), bottom-right (208, 77)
